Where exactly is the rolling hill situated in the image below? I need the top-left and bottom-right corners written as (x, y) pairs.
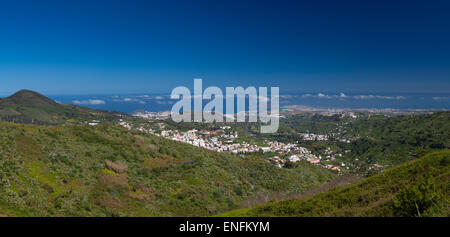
top-left (0, 90), bottom-right (118, 125)
top-left (0, 89), bottom-right (448, 217)
top-left (234, 111), bottom-right (450, 175)
top-left (219, 150), bottom-right (450, 217)
top-left (0, 120), bottom-right (334, 216)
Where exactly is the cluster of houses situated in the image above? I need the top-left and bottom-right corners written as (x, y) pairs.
top-left (299, 133), bottom-right (328, 141)
top-left (328, 122), bottom-right (360, 144)
top-left (116, 117), bottom-right (350, 173)
top-left (159, 129), bottom-right (242, 153)
top-left (118, 119), bottom-right (132, 129)
top-left (268, 146), bottom-right (344, 172)
top-left (156, 129), bottom-right (310, 156)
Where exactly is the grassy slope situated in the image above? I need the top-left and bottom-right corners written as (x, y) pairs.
top-left (0, 121), bottom-right (334, 216)
top-left (219, 150), bottom-right (449, 217)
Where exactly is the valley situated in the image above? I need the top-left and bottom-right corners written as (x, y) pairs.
top-left (0, 90), bottom-right (448, 217)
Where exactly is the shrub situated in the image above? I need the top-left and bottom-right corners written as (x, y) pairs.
top-left (105, 160), bottom-right (128, 174)
top-left (392, 177), bottom-right (442, 217)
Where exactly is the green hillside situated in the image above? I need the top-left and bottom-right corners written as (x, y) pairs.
top-left (219, 150), bottom-right (450, 217)
top-left (344, 112), bottom-right (450, 165)
top-left (0, 121), bottom-right (334, 216)
top-left (236, 112), bottom-right (450, 175)
top-left (0, 89), bottom-right (448, 217)
top-left (0, 90), bottom-right (117, 125)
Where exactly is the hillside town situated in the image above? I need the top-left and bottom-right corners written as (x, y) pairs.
top-left (114, 116), bottom-right (348, 173)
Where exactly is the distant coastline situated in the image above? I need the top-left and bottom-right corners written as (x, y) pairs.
top-left (3, 91), bottom-right (450, 114)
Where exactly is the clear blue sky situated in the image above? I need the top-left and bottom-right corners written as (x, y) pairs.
top-left (0, 0), bottom-right (449, 95)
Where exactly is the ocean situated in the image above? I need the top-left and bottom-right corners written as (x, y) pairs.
top-left (47, 92), bottom-right (450, 114)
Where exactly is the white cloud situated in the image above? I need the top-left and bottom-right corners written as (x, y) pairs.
top-left (352, 95), bottom-right (376, 99)
top-left (432, 96), bottom-right (450, 100)
top-left (72, 99), bottom-right (106, 105)
top-left (155, 100), bottom-right (174, 105)
top-left (112, 97), bottom-right (148, 104)
top-left (353, 95), bottom-right (405, 100)
top-left (133, 95), bottom-right (151, 98)
top-left (279, 95), bottom-right (293, 99)
top-left (113, 97), bottom-right (137, 102)
top-left (300, 93), bottom-right (405, 100)
top-left (301, 93), bottom-right (333, 99)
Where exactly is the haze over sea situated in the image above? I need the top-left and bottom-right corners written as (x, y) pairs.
top-left (36, 92), bottom-right (450, 114)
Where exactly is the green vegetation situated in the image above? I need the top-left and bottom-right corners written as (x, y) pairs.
top-left (0, 121), bottom-right (334, 216)
top-left (1, 90), bottom-right (449, 217)
top-left (230, 112), bottom-right (450, 175)
top-left (219, 150), bottom-right (449, 217)
top-left (343, 112), bottom-right (450, 166)
top-left (0, 90), bottom-right (118, 125)
top-left (280, 113), bottom-right (346, 134)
